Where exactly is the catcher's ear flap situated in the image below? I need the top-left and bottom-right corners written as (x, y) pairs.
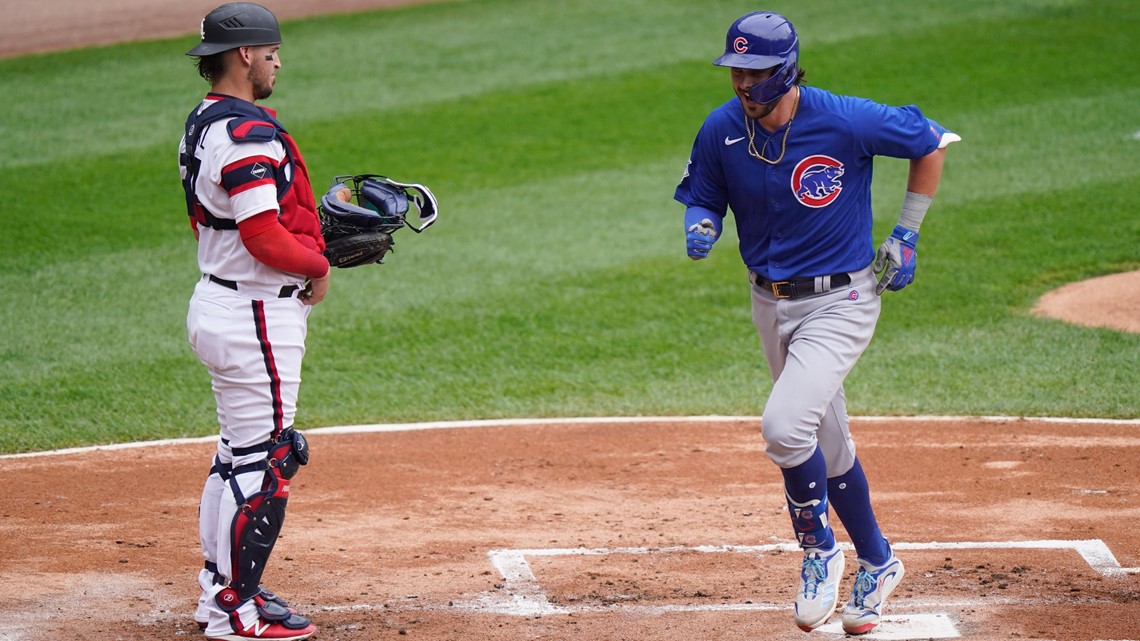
top-left (360, 178), bottom-right (409, 218)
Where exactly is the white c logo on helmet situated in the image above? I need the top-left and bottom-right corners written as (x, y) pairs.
top-left (733, 37), bottom-right (748, 53)
top-left (200, 19), bottom-right (206, 41)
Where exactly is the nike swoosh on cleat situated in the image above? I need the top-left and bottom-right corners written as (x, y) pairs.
top-left (724, 136), bottom-right (745, 146)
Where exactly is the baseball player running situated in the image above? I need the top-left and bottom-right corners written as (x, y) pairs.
top-left (180, 3), bottom-right (328, 639)
top-left (675, 11), bottom-right (959, 635)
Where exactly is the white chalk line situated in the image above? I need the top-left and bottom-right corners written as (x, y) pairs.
top-left (4, 414), bottom-right (1140, 460)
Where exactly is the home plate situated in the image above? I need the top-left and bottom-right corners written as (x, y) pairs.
top-left (817, 613), bottom-right (959, 639)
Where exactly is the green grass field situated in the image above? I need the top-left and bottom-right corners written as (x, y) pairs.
top-left (1, 0), bottom-right (1137, 453)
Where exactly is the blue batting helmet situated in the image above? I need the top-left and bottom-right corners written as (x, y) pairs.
top-left (713, 12), bottom-right (799, 104)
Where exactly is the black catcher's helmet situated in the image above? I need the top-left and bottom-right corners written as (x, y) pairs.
top-left (186, 3), bottom-right (281, 57)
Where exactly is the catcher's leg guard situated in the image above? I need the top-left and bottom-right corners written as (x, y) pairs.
top-left (227, 429), bottom-right (310, 600)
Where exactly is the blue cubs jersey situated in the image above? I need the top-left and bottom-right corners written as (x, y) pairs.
top-left (675, 86), bottom-right (950, 281)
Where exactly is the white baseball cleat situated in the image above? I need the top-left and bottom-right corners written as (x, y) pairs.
top-left (793, 546), bottom-right (845, 631)
top-left (842, 553), bottom-right (905, 635)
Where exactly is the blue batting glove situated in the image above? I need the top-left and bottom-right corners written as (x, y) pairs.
top-left (685, 207), bottom-right (722, 260)
top-left (873, 225), bottom-right (919, 295)
top-left (687, 219), bottom-right (718, 259)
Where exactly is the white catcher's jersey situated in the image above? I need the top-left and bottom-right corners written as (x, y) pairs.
top-left (179, 98), bottom-right (303, 288)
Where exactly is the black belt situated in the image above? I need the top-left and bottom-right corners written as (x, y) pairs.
top-left (750, 272), bottom-right (852, 300)
top-left (208, 274), bottom-right (300, 298)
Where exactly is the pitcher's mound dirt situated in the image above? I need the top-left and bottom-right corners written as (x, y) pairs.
top-left (1032, 270), bottom-right (1140, 334)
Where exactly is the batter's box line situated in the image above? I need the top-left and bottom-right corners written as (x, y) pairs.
top-left (468, 539), bottom-right (1138, 617)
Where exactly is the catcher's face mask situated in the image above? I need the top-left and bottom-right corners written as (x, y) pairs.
top-left (320, 174), bottom-right (438, 234)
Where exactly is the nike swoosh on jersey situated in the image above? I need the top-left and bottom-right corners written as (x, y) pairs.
top-left (724, 136), bottom-right (745, 146)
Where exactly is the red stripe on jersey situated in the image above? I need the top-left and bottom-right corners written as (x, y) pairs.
top-left (223, 155), bottom-right (276, 174)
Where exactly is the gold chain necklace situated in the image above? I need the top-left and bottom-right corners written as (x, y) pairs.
top-left (745, 89), bottom-right (800, 165)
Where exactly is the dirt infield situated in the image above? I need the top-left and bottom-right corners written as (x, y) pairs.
top-left (2, 417), bottom-right (1139, 641)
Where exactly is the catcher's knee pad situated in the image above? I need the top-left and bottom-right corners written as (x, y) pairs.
top-left (227, 428), bottom-right (310, 600)
top-left (270, 427), bottom-right (310, 480)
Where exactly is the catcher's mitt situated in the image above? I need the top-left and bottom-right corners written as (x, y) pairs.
top-left (318, 174), bottom-right (439, 268)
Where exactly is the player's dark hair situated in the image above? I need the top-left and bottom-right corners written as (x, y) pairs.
top-left (195, 53), bottom-right (226, 84)
top-left (794, 68), bottom-right (807, 85)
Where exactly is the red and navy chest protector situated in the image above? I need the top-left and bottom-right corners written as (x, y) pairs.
top-left (180, 94), bottom-right (325, 253)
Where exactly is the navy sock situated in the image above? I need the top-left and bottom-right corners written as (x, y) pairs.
top-left (827, 457), bottom-right (890, 565)
top-left (780, 447), bottom-right (836, 551)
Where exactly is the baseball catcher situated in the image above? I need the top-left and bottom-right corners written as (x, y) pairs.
top-left (318, 174), bottom-right (439, 268)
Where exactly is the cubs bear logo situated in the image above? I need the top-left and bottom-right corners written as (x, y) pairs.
top-left (791, 155), bottom-right (845, 208)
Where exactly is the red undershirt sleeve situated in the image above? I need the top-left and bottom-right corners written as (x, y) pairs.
top-left (238, 211), bottom-right (330, 279)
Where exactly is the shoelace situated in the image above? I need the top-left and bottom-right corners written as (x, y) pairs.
top-left (801, 557), bottom-right (828, 595)
top-left (849, 568), bottom-right (877, 607)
